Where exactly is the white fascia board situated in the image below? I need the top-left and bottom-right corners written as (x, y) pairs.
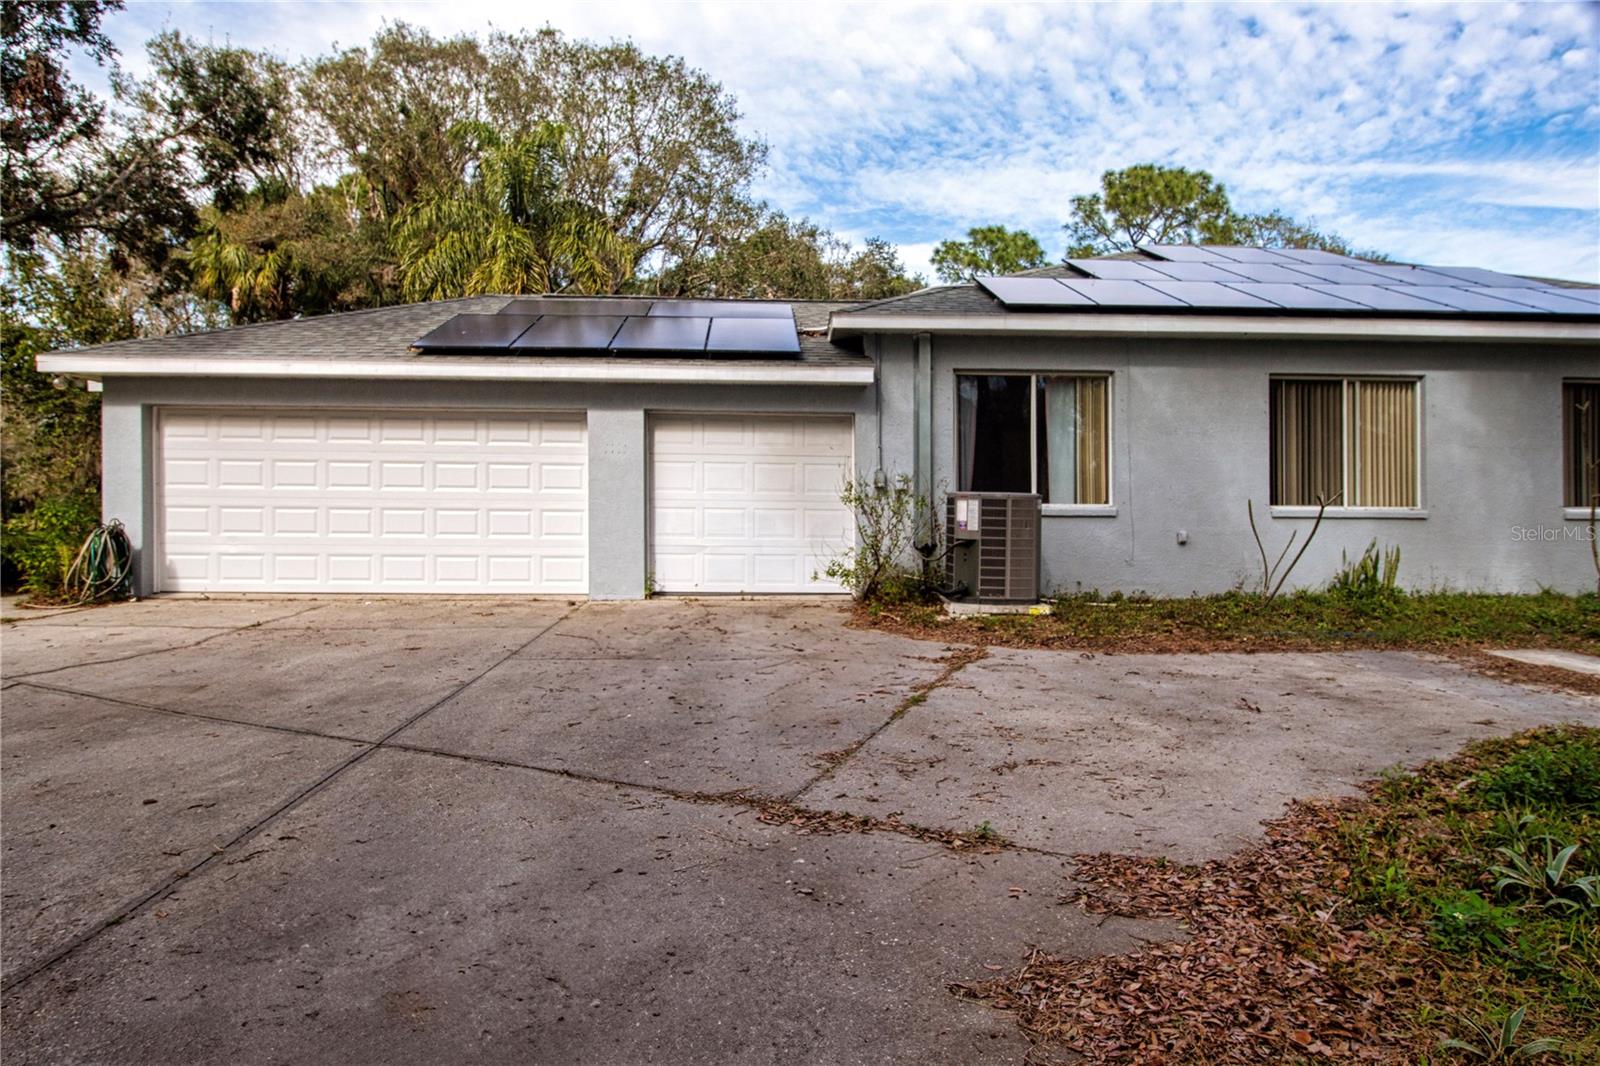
top-left (828, 313), bottom-right (1600, 345)
top-left (33, 355), bottom-right (875, 386)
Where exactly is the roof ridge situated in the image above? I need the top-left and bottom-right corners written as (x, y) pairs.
top-left (836, 284), bottom-right (974, 313)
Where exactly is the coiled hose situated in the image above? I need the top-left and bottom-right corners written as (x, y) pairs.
top-left (63, 520), bottom-right (134, 604)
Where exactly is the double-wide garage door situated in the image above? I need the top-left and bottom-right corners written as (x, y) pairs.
top-left (651, 415), bottom-right (853, 594)
top-left (157, 409), bottom-right (588, 593)
top-left (156, 409), bottom-right (853, 595)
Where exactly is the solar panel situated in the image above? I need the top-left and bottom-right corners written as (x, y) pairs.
top-left (1143, 261), bottom-right (1252, 282)
top-left (1341, 263), bottom-right (1466, 286)
top-left (1194, 245), bottom-right (1301, 264)
top-left (1143, 244), bottom-right (1220, 262)
top-left (502, 297), bottom-right (655, 316)
top-left (1546, 287), bottom-right (1600, 306)
top-left (1280, 264), bottom-right (1408, 285)
top-left (976, 276), bottom-right (1095, 307)
top-left (705, 317), bottom-right (801, 354)
top-left (1418, 266), bottom-right (1543, 289)
top-left (610, 315), bottom-right (711, 351)
top-left (1209, 262), bottom-right (1323, 284)
top-left (1397, 287), bottom-right (1564, 314)
top-left (1476, 287), bottom-right (1599, 313)
top-left (1304, 285), bottom-right (1457, 312)
top-left (1140, 281), bottom-right (1281, 308)
top-left (1065, 258), bottom-right (1172, 281)
top-left (1268, 247), bottom-right (1364, 266)
top-left (647, 300), bottom-right (793, 319)
top-left (1218, 284), bottom-right (1367, 310)
top-left (1058, 279), bottom-right (1188, 307)
top-left (510, 315), bottom-right (626, 349)
top-left (413, 313), bottom-right (540, 350)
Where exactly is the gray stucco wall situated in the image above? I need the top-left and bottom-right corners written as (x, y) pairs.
top-left (881, 335), bottom-right (1597, 596)
top-left (101, 375), bottom-right (876, 599)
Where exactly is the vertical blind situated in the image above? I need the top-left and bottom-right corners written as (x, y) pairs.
top-left (1071, 376), bottom-right (1109, 505)
top-left (1271, 377), bottom-right (1418, 508)
top-left (1567, 381), bottom-right (1600, 508)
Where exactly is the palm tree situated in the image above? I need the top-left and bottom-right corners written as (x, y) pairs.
top-left (392, 122), bottom-right (632, 301)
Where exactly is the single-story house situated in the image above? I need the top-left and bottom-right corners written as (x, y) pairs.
top-left (38, 245), bottom-right (1600, 599)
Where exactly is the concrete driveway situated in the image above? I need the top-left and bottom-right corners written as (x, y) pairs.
top-left (3, 598), bottom-right (1596, 1065)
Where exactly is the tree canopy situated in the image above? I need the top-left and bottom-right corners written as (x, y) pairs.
top-left (931, 226), bottom-right (1047, 282)
top-left (1063, 164), bottom-right (1362, 258)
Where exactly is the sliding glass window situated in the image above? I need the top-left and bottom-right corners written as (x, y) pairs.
top-left (957, 374), bottom-right (1110, 505)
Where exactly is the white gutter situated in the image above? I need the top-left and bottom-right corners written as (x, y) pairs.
top-left (33, 354), bottom-right (875, 386)
top-left (828, 312), bottom-right (1600, 345)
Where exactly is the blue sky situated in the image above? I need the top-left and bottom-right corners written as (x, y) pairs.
top-left (90, 1), bottom-right (1600, 281)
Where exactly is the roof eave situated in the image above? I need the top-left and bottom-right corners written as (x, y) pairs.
top-left (827, 312), bottom-right (1600, 345)
top-left (33, 354), bottom-right (876, 387)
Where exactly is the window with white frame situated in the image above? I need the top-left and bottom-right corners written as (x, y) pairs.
top-left (1565, 380), bottom-right (1599, 509)
top-left (1270, 376), bottom-right (1420, 509)
top-left (956, 374), bottom-right (1110, 505)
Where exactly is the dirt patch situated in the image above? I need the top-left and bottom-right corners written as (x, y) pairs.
top-left (1448, 650), bottom-right (1600, 699)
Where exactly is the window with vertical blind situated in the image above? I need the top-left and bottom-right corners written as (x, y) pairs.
top-left (1566, 381), bottom-right (1599, 509)
top-left (957, 374), bottom-right (1110, 506)
top-left (1270, 377), bottom-right (1420, 509)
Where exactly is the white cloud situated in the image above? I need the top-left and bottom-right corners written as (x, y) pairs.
top-left (87, 0), bottom-right (1600, 280)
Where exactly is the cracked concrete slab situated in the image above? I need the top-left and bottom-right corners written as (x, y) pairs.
top-left (394, 644), bottom-right (953, 796)
top-left (804, 648), bottom-right (1600, 862)
top-left (3, 599), bottom-right (327, 630)
top-left (532, 599), bottom-right (926, 661)
top-left (29, 624), bottom-right (545, 740)
top-left (0, 748), bottom-right (1168, 1066)
top-left (0, 685), bottom-right (364, 983)
top-left (258, 597), bottom-right (576, 631)
top-left (0, 625), bottom-right (234, 678)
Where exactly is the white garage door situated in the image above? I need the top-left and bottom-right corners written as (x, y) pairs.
top-left (157, 409), bottom-right (587, 593)
top-left (651, 415), bottom-right (853, 594)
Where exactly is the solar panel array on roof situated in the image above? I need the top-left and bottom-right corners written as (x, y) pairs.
top-left (411, 297), bottom-right (804, 356)
top-left (974, 245), bottom-right (1599, 319)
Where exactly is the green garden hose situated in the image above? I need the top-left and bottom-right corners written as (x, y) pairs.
top-left (63, 520), bottom-right (134, 604)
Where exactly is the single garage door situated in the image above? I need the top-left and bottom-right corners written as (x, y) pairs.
top-left (651, 415), bottom-right (853, 594)
top-left (156, 408), bottom-right (587, 593)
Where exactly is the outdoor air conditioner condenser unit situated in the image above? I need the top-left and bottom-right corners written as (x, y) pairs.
top-left (945, 492), bottom-right (1041, 603)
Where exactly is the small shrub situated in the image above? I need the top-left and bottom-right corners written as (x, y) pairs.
top-left (1490, 837), bottom-right (1599, 915)
top-left (1438, 1005), bottom-right (1563, 1062)
top-left (1, 495), bottom-right (100, 598)
top-left (821, 474), bottom-right (940, 604)
top-left (1329, 539), bottom-right (1403, 606)
top-left (1476, 735), bottom-right (1600, 814)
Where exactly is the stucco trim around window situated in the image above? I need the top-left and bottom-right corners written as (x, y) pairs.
top-left (1268, 506), bottom-right (1429, 520)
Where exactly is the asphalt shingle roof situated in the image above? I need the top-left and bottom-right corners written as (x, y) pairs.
top-left (53, 295), bottom-right (868, 367)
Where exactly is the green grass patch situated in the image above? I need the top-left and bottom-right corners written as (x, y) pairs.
top-left (870, 589), bottom-right (1600, 653)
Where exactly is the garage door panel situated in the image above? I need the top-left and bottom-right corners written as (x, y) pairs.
top-left (158, 409), bottom-right (587, 593)
top-left (651, 415), bottom-right (851, 594)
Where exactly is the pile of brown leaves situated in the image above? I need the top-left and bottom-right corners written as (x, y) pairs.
top-left (750, 799), bottom-right (1011, 853)
top-left (952, 799), bottom-right (1439, 1064)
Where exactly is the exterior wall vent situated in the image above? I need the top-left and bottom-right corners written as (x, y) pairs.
top-left (945, 492), bottom-right (1041, 603)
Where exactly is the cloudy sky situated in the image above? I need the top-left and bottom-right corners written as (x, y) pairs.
top-left (92, 1), bottom-right (1600, 281)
